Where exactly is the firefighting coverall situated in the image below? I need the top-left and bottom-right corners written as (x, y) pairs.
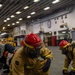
top-left (8, 46), bottom-right (53, 75)
top-left (63, 46), bottom-right (75, 73)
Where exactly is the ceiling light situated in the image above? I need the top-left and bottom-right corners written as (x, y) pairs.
top-left (11, 15), bottom-right (15, 18)
top-left (33, 0), bottom-right (40, 2)
top-left (3, 27), bottom-right (5, 30)
top-left (7, 18), bottom-right (10, 20)
top-left (27, 16), bottom-right (31, 18)
top-left (24, 6), bottom-right (29, 9)
top-left (52, 0), bottom-right (59, 4)
top-left (16, 11), bottom-right (21, 14)
top-left (7, 24), bottom-right (10, 26)
top-left (16, 21), bottom-right (19, 24)
top-left (12, 23), bottom-right (15, 25)
top-left (44, 7), bottom-right (50, 10)
top-left (62, 31), bottom-right (66, 33)
top-left (0, 4), bottom-right (2, 7)
top-left (31, 12), bottom-right (36, 15)
top-left (4, 20), bottom-right (7, 22)
top-left (19, 18), bottom-right (22, 21)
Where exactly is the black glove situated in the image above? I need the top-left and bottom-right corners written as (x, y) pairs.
top-left (62, 70), bottom-right (68, 74)
top-left (68, 71), bottom-right (75, 75)
top-left (42, 58), bottom-right (51, 72)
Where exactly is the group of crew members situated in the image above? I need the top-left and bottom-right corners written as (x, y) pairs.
top-left (0, 33), bottom-right (75, 75)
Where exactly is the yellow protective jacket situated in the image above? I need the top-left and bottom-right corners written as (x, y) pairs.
top-left (63, 46), bottom-right (75, 71)
top-left (8, 46), bottom-right (53, 75)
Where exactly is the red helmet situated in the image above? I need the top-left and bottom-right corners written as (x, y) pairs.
top-left (59, 40), bottom-right (70, 48)
top-left (21, 33), bottom-right (42, 49)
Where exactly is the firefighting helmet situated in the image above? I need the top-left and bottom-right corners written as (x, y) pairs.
top-left (59, 40), bottom-right (70, 48)
top-left (5, 44), bottom-right (15, 53)
top-left (21, 33), bottom-right (42, 49)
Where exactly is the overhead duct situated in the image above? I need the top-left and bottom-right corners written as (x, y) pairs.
top-left (32, 5), bottom-right (74, 25)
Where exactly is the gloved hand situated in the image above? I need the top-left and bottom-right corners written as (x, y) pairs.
top-left (42, 58), bottom-right (51, 72)
top-left (68, 71), bottom-right (75, 75)
top-left (62, 70), bottom-right (68, 74)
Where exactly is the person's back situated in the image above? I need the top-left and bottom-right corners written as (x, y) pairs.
top-left (0, 43), bottom-right (15, 73)
top-left (0, 44), bottom-right (4, 70)
top-left (0, 44), bottom-right (4, 58)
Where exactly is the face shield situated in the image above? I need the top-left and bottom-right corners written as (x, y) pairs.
top-left (60, 47), bottom-right (68, 55)
top-left (27, 46), bottom-right (42, 58)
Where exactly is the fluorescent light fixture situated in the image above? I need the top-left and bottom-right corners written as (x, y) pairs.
top-left (12, 23), bottom-right (15, 25)
top-left (11, 15), bottom-right (15, 18)
top-left (49, 31), bottom-right (52, 34)
top-left (27, 16), bottom-right (31, 18)
top-left (1, 32), bottom-right (7, 35)
top-left (0, 4), bottom-right (2, 7)
top-left (3, 27), bottom-right (5, 30)
top-left (4, 20), bottom-right (7, 22)
top-left (7, 18), bottom-right (10, 20)
top-left (19, 18), bottom-right (22, 21)
top-left (62, 31), bottom-right (66, 33)
top-left (31, 12), bottom-right (35, 15)
top-left (24, 6), bottom-right (29, 9)
top-left (16, 11), bottom-right (21, 14)
top-left (52, 0), bottom-right (59, 4)
top-left (44, 7), bottom-right (50, 10)
top-left (7, 24), bottom-right (10, 26)
top-left (16, 21), bottom-right (19, 24)
top-left (34, 0), bottom-right (40, 2)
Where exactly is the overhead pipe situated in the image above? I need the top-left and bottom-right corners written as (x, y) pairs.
top-left (0, 0), bottom-right (25, 25)
top-left (31, 5), bottom-right (74, 25)
top-left (0, 0), bottom-right (50, 26)
top-left (0, 0), bottom-right (22, 18)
